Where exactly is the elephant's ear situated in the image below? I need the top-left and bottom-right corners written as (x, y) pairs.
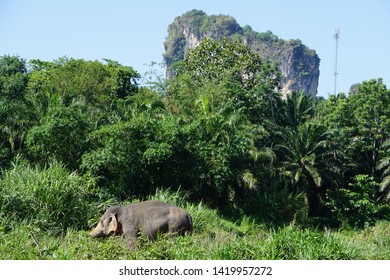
top-left (107, 213), bottom-right (118, 234)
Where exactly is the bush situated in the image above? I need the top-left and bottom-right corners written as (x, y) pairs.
top-left (0, 158), bottom-right (96, 234)
top-left (26, 106), bottom-right (90, 170)
top-left (241, 187), bottom-right (308, 225)
top-left (327, 174), bottom-right (390, 228)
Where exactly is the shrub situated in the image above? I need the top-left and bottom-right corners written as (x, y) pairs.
top-left (26, 106), bottom-right (90, 170)
top-left (241, 187), bottom-right (308, 225)
top-left (327, 174), bottom-right (390, 228)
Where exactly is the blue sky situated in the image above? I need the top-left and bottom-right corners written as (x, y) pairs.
top-left (1, 0), bottom-right (389, 97)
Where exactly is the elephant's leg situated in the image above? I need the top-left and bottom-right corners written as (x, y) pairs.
top-left (122, 224), bottom-right (138, 249)
top-left (124, 231), bottom-right (138, 249)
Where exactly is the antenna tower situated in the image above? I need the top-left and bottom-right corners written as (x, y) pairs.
top-left (333, 28), bottom-right (340, 94)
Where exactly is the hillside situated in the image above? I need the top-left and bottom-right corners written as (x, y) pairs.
top-left (164, 10), bottom-right (320, 96)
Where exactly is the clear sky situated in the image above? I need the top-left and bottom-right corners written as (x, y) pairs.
top-left (1, 0), bottom-right (389, 97)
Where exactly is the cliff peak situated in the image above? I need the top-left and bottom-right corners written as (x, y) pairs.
top-left (164, 10), bottom-right (320, 96)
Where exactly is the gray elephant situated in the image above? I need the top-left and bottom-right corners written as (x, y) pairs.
top-left (89, 200), bottom-right (193, 248)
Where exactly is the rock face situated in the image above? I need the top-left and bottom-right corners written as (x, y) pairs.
top-left (164, 10), bottom-right (320, 96)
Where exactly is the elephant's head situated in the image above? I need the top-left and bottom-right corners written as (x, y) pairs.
top-left (89, 206), bottom-right (120, 237)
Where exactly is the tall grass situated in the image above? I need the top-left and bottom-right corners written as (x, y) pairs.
top-left (1, 177), bottom-right (389, 260)
top-left (261, 225), bottom-right (359, 259)
top-left (0, 158), bottom-right (96, 235)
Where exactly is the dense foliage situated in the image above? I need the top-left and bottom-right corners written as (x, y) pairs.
top-left (0, 39), bottom-right (389, 259)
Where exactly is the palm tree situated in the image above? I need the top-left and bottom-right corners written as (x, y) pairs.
top-left (282, 91), bottom-right (317, 129)
top-left (0, 97), bottom-right (34, 153)
top-left (274, 122), bottom-right (343, 216)
top-left (377, 139), bottom-right (390, 200)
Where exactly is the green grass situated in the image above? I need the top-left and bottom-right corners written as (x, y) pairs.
top-left (0, 159), bottom-right (97, 235)
top-left (1, 163), bottom-right (389, 260)
top-left (1, 203), bottom-right (389, 260)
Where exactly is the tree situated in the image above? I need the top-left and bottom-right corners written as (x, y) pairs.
top-left (281, 91), bottom-right (318, 129)
top-left (27, 57), bottom-right (140, 117)
top-left (182, 100), bottom-right (263, 206)
top-left (0, 98), bottom-right (34, 154)
top-left (165, 38), bottom-right (278, 206)
top-left (26, 106), bottom-right (90, 169)
top-left (275, 122), bottom-right (343, 216)
top-left (80, 101), bottom-right (182, 200)
top-left (348, 79), bottom-right (390, 177)
top-left (167, 38), bottom-right (281, 125)
top-left (0, 55), bottom-right (33, 167)
top-left (327, 174), bottom-right (390, 228)
top-left (102, 58), bottom-right (140, 98)
top-left (173, 38), bottom-right (280, 91)
top-left (25, 58), bottom-right (142, 165)
top-left (319, 80), bottom-right (390, 180)
top-left (0, 55), bottom-right (28, 100)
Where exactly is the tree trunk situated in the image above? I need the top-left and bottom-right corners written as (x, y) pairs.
top-left (307, 187), bottom-right (322, 217)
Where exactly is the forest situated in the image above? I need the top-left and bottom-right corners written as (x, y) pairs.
top-left (0, 38), bottom-right (389, 259)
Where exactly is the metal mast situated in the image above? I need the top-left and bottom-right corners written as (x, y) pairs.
top-left (333, 28), bottom-right (340, 94)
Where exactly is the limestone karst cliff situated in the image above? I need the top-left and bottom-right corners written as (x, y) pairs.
top-left (164, 10), bottom-right (320, 96)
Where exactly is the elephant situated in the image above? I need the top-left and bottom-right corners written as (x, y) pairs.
top-left (89, 200), bottom-right (193, 248)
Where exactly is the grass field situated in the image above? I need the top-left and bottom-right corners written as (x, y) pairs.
top-left (0, 164), bottom-right (389, 260)
top-left (1, 199), bottom-right (389, 260)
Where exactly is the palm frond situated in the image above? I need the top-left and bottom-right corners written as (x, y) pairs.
top-left (379, 175), bottom-right (390, 199)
